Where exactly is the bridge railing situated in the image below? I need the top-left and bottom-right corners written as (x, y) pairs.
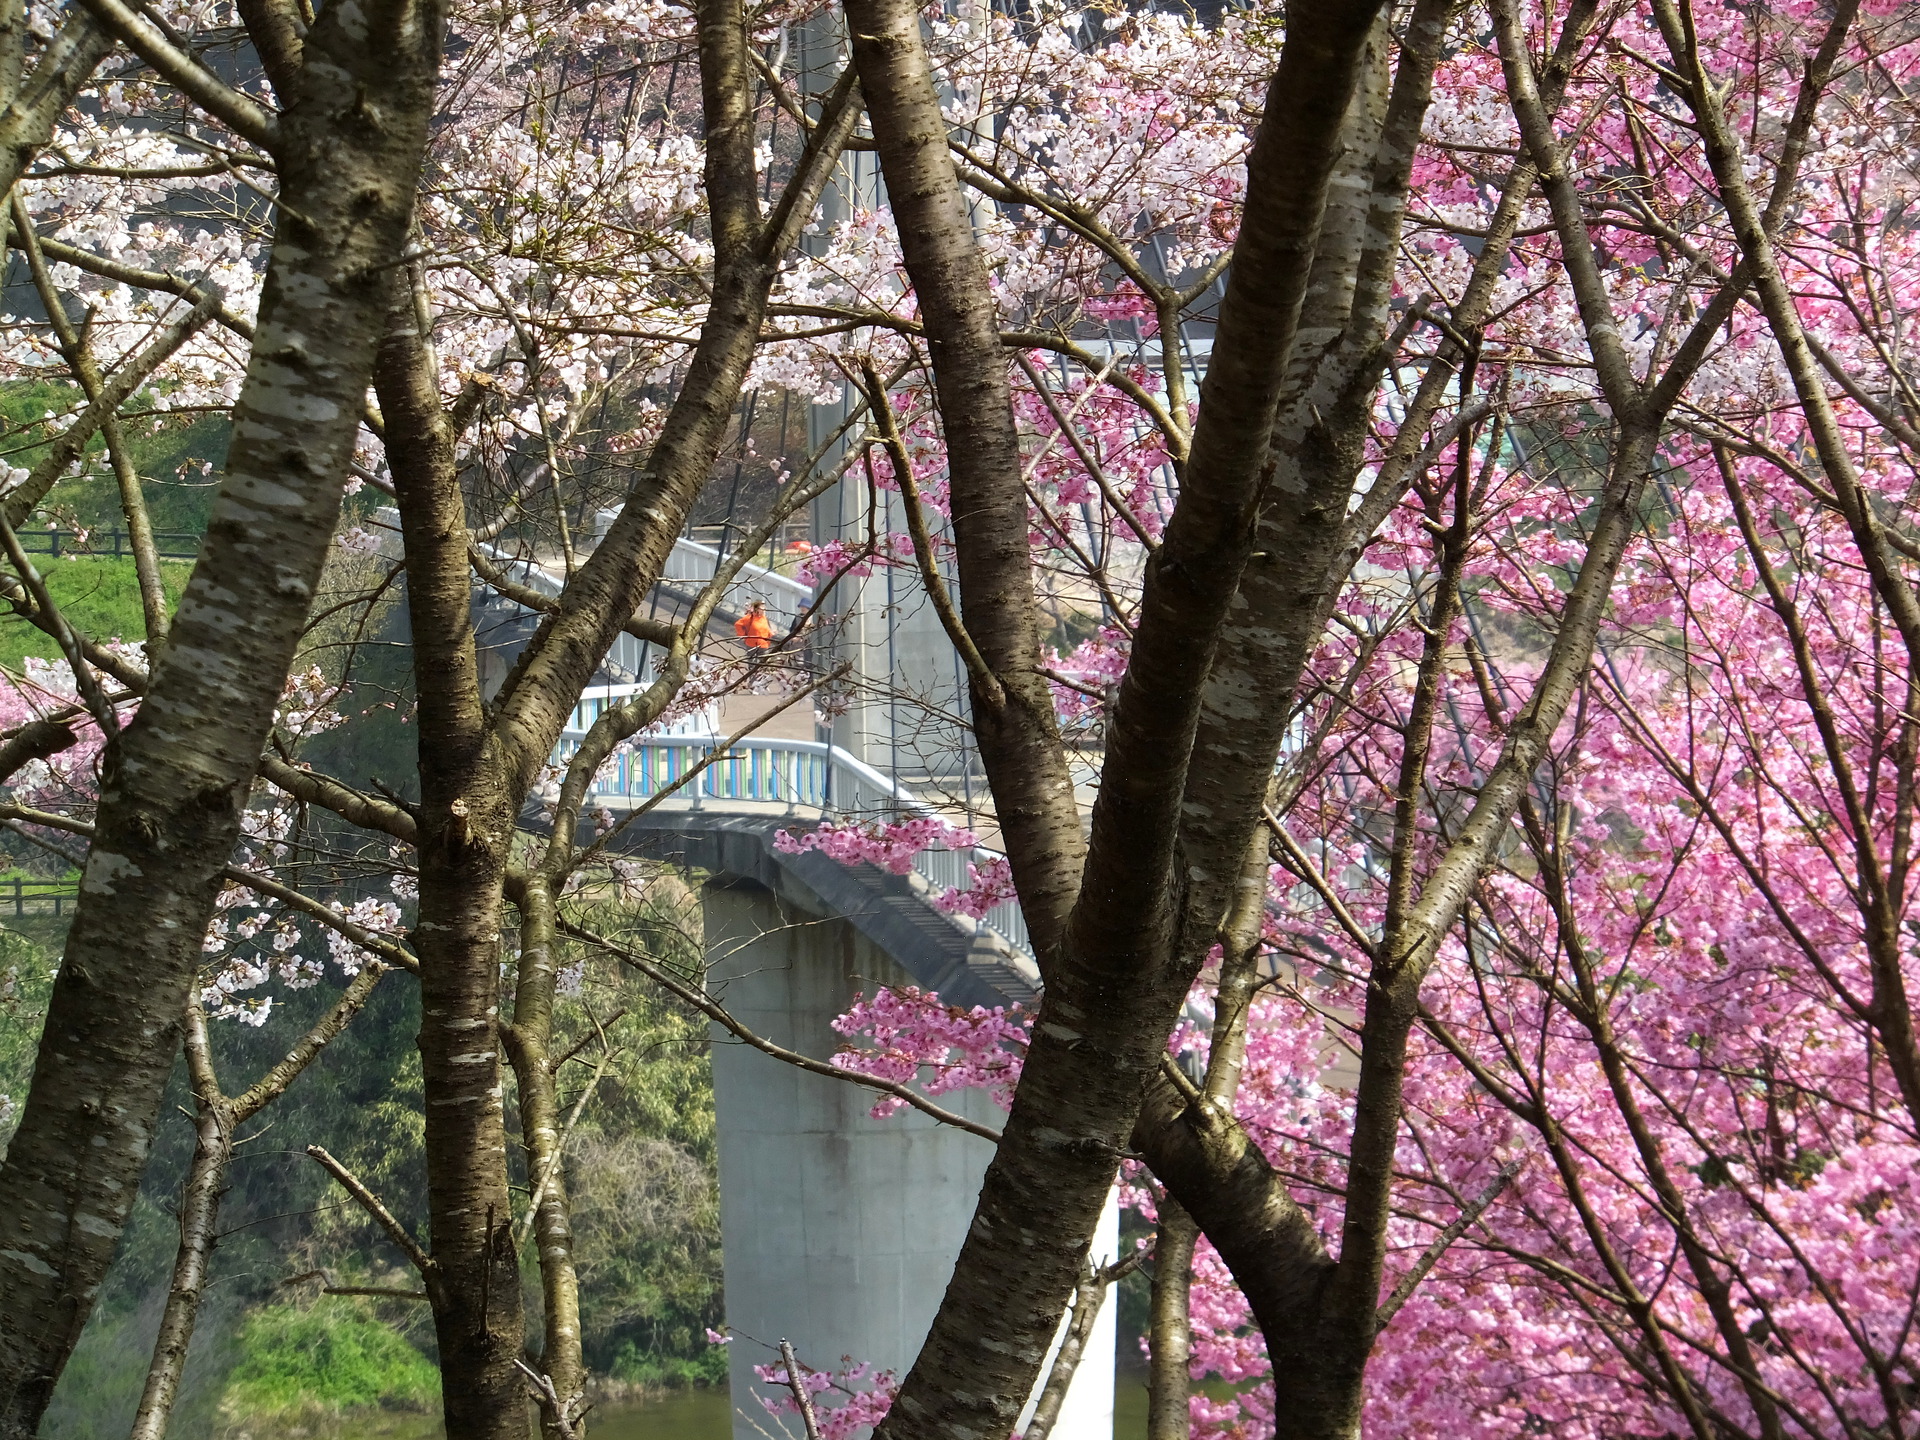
top-left (555, 720), bottom-right (1031, 960)
top-left (652, 532), bottom-right (813, 633)
top-left (0, 877), bottom-right (77, 917)
top-left (466, 525), bottom-right (812, 683)
top-left (11, 527), bottom-right (203, 560)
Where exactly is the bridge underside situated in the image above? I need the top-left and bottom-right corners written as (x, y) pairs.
top-left (610, 814), bottom-right (1039, 1011)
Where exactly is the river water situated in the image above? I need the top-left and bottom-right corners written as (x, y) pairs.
top-left (589, 1385), bottom-right (736, 1440)
top-left (249, 1374), bottom-right (1150, 1440)
top-left (565, 1374), bottom-right (1148, 1440)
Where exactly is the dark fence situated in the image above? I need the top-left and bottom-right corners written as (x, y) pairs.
top-left (1, 878), bottom-right (77, 918)
top-left (12, 529), bottom-right (202, 561)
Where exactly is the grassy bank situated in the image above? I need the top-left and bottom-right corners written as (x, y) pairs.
top-left (0, 556), bottom-right (192, 670)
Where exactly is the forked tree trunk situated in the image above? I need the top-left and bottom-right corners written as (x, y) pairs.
top-left (843, 2), bottom-right (1390, 1437)
top-left (369, 32), bottom-right (861, 1436)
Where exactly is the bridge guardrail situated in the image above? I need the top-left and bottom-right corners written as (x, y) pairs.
top-left (555, 720), bottom-right (1031, 962)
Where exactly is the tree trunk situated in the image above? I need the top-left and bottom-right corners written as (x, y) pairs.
top-left (376, 271), bottom-right (532, 1440)
top-left (503, 881), bottom-right (588, 1440)
top-left (412, 779), bottom-right (526, 1440)
top-left (0, 0), bottom-right (446, 1424)
top-left (368, 29), bottom-right (859, 1436)
top-left (127, 1005), bottom-right (231, 1440)
top-left (1146, 1203), bottom-right (1196, 1440)
top-left (843, 0), bottom-right (1083, 959)
top-left (844, 3), bottom-right (1390, 1437)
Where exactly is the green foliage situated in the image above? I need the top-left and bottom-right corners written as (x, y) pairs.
top-left (0, 381), bottom-right (80, 472)
top-left (0, 379), bottom-right (227, 534)
top-left (222, 1302), bottom-right (440, 1417)
top-left (19, 810), bottom-right (723, 1432)
top-left (33, 881), bottom-right (727, 1426)
top-left (607, 1341), bottom-right (729, 1389)
top-left (533, 883), bottom-right (725, 1381)
top-left (0, 557), bottom-right (192, 670)
top-left (0, 379), bottom-right (222, 671)
top-left (0, 926), bottom-right (55, 1154)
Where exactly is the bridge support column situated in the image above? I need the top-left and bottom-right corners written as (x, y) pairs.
top-left (704, 879), bottom-right (1117, 1440)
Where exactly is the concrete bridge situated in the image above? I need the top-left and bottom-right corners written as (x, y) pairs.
top-left (567, 718), bottom-right (1116, 1440)
top-left (457, 529), bottom-right (1121, 1440)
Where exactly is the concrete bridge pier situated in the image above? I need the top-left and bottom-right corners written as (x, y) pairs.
top-left (703, 879), bottom-right (1116, 1440)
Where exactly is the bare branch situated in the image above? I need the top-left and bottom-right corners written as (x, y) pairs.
top-left (779, 1339), bottom-right (824, 1440)
top-left (74, 0), bottom-right (279, 147)
top-left (557, 917), bottom-right (1004, 1143)
top-left (855, 357), bottom-right (1003, 705)
top-left (305, 1146), bottom-right (438, 1286)
top-left (1372, 1158), bottom-right (1522, 1332)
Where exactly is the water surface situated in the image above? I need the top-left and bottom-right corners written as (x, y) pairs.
top-left (239, 1372), bottom-right (1149, 1439)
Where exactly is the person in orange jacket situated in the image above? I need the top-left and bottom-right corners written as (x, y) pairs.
top-left (734, 599), bottom-right (774, 650)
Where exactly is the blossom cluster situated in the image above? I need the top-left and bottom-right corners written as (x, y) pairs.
top-left (751, 1357), bottom-right (897, 1440)
top-left (829, 985), bottom-right (1027, 1117)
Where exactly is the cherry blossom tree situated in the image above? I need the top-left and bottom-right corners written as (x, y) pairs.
top-left (10, 0), bottom-right (1920, 1438)
top-left (751, 1), bottom-right (1920, 1437)
top-left (0, 0), bottom-right (452, 1422)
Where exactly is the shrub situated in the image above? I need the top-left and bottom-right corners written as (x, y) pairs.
top-left (221, 1302), bottom-right (439, 1419)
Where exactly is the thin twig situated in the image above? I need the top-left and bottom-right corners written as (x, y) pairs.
top-left (1263, 807), bottom-right (1377, 960)
top-left (1015, 351), bottom-right (1157, 549)
top-left (0, 514), bottom-right (120, 736)
top-left (560, 919), bottom-right (1004, 1142)
top-left (1374, 1158), bottom-right (1523, 1332)
top-left (1157, 1053), bottom-right (1205, 1110)
top-left (513, 1039), bottom-right (615, 1250)
top-left (0, 800), bottom-right (420, 972)
top-left (854, 357), bottom-right (1003, 706)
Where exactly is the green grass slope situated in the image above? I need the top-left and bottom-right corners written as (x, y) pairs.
top-left (0, 557), bottom-right (192, 670)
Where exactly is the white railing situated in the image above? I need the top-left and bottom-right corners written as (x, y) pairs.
top-left (556, 703), bottom-right (1030, 960)
top-left (470, 527), bottom-right (812, 682)
top-left (654, 533), bottom-right (812, 632)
